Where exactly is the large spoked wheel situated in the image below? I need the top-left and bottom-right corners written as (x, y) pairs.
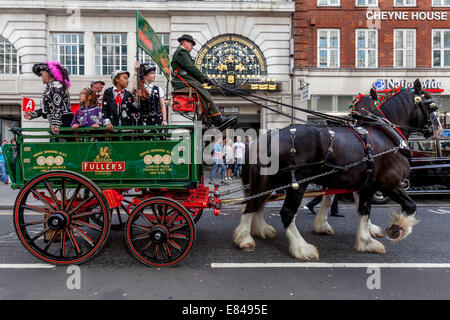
top-left (13, 170), bottom-right (111, 265)
top-left (125, 197), bottom-right (196, 267)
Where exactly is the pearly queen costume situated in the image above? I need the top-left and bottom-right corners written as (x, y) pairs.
top-left (30, 61), bottom-right (73, 128)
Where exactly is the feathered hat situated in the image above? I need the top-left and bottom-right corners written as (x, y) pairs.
top-left (32, 60), bottom-right (71, 88)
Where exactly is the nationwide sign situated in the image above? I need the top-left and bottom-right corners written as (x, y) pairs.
top-left (373, 79), bottom-right (445, 93)
top-left (136, 11), bottom-right (171, 81)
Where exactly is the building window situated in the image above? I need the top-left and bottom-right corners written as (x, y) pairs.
top-left (138, 33), bottom-right (169, 76)
top-left (338, 96), bottom-right (353, 112)
top-left (356, 0), bottom-right (378, 6)
top-left (432, 0), bottom-right (450, 6)
top-left (317, 0), bottom-right (340, 6)
top-left (51, 33), bottom-right (84, 75)
top-left (317, 29), bottom-right (340, 68)
top-left (94, 33), bottom-right (127, 75)
top-left (433, 30), bottom-right (450, 68)
top-left (394, 29), bottom-right (416, 68)
top-left (394, 0), bottom-right (416, 6)
top-left (0, 36), bottom-right (21, 74)
top-left (356, 29), bottom-right (378, 68)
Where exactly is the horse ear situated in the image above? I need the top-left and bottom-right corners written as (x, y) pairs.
top-left (370, 88), bottom-right (378, 100)
top-left (414, 79), bottom-right (422, 94)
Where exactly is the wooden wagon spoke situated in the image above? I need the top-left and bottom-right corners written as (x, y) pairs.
top-left (58, 178), bottom-right (67, 209)
top-left (44, 230), bottom-right (59, 253)
top-left (66, 228), bottom-right (82, 256)
top-left (132, 233), bottom-right (151, 242)
top-left (65, 183), bottom-right (82, 211)
top-left (60, 229), bottom-right (66, 257)
top-left (139, 240), bottom-right (153, 254)
top-left (170, 232), bottom-right (189, 241)
top-left (71, 210), bottom-right (103, 220)
top-left (72, 219), bottom-right (103, 232)
top-left (169, 222), bottom-right (188, 232)
top-left (30, 189), bottom-right (56, 212)
top-left (168, 239), bottom-right (182, 252)
top-left (43, 180), bottom-right (60, 210)
top-left (30, 227), bottom-right (51, 243)
top-left (22, 219), bottom-right (48, 227)
top-left (132, 223), bottom-right (152, 232)
top-left (71, 225), bottom-right (94, 247)
top-left (22, 205), bottom-right (51, 215)
top-left (138, 211), bottom-right (155, 227)
top-left (69, 195), bottom-right (96, 215)
top-left (162, 243), bottom-right (172, 257)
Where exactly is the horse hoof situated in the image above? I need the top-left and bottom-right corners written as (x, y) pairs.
top-left (313, 222), bottom-right (335, 235)
top-left (385, 224), bottom-right (403, 242)
top-left (290, 244), bottom-right (319, 261)
top-left (252, 225), bottom-right (277, 240)
top-left (355, 238), bottom-right (386, 254)
top-left (237, 235), bottom-right (256, 251)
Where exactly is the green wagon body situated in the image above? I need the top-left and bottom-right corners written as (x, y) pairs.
top-left (4, 124), bottom-right (203, 190)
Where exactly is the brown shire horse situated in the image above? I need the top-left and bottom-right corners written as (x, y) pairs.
top-left (233, 79), bottom-right (443, 260)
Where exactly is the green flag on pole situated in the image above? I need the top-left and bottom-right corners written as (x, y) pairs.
top-left (136, 11), bottom-right (171, 81)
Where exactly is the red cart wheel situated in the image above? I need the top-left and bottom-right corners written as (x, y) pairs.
top-left (13, 170), bottom-right (111, 265)
top-left (125, 197), bottom-right (196, 267)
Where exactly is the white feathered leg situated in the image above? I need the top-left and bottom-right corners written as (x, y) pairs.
top-left (251, 205), bottom-right (277, 240)
top-left (286, 216), bottom-right (319, 261)
top-left (233, 211), bottom-right (256, 251)
top-left (353, 192), bottom-right (383, 238)
top-left (355, 215), bottom-right (386, 253)
top-left (313, 195), bottom-right (335, 235)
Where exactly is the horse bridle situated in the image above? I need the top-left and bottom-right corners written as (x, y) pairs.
top-left (412, 92), bottom-right (440, 136)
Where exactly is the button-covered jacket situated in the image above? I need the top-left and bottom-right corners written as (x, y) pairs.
top-left (30, 80), bottom-right (73, 127)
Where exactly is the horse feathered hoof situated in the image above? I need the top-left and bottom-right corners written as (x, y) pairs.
top-left (289, 243), bottom-right (320, 261)
top-left (385, 212), bottom-right (418, 242)
top-left (251, 214), bottom-right (277, 240)
top-left (237, 235), bottom-right (256, 251)
top-left (313, 220), bottom-right (335, 235)
top-left (355, 238), bottom-right (386, 254)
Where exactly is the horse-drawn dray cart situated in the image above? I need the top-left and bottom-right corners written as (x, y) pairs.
top-left (3, 124), bottom-right (218, 267)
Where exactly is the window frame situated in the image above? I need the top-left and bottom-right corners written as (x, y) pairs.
top-left (50, 32), bottom-right (85, 75)
top-left (432, 29), bottom-right (450, 68)
top-left (355, 0), bottom-right (378, 6)
top-left (0, 36), bottom-right (21, 75)
top-left (431, 0), bottom-right (450, 7)
top-left (393, 29), bottom-right (416, 68)
top-left (94, 33), bottom-right (128, 76)
top-left (317, 29), bottom-right (340, 68)
top-left (355, 29), bottom-right (378, 68)
top-left (393, 0), bottom-right (416, 7)
top-left (317, 0), bottom-right (340, 7)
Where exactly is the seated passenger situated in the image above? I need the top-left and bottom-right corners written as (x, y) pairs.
top-left (133, 62), bottom-right (168, 126)
top-left (71, 88), bottom-right (102, 130)
top-left (102, 70), bottom-right (139, 131)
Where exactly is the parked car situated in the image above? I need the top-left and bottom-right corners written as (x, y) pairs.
top-left (372, 134), bottom-right (450, 204)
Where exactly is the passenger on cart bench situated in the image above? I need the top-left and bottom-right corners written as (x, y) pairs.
top-left (102, 70), bottom-right (140, 132)
top-left (171, 34), bottom-right (237, 131)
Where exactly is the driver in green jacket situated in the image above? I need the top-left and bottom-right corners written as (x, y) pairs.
top-left (171, 34), bottom-right (236, 131)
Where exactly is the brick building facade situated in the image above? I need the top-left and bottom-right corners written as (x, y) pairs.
top-left (292, 0), bottom-right (450, 123)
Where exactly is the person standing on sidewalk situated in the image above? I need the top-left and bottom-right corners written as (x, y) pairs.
top-left (0, 140), bottom-right (9, 184)
top-left (233, 136), bottom-right (245, 178)
top-left (209, 136), bottom-right (226, 184)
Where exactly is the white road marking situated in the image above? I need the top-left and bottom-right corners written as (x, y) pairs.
top-left (0, 264), bottom-right (55, 269)
top-left (211, 262), bottom-right (450, 269)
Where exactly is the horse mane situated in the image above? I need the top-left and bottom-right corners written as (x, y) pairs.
top-left (349, 87), bottom-right (415, 122)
